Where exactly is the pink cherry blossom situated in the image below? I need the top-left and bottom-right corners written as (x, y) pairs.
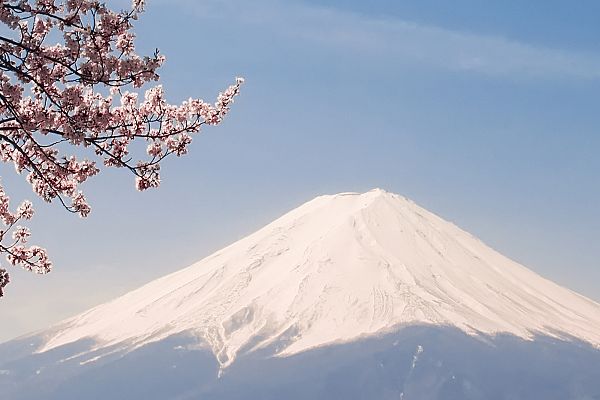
top-left (0, 268), bottom-right (9, 297)
top-left (12, 226), bottom-right (31, 243)
top-left (0, 0), bottom-right (243, 296)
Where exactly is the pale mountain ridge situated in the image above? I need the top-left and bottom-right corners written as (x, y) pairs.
top-left (35, 189), bottom-right (600, 368)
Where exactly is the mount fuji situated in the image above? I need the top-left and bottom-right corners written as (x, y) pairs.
top-left (1, 189), bottom-right (599, 400)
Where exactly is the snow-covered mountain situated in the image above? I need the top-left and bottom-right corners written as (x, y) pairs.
top-left (1, 189), bottom-right (600, 400)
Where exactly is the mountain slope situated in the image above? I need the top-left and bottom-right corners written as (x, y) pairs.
top-left (31, 189), bottom-right (600, 369)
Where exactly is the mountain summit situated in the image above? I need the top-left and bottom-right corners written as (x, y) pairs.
top-left (35, 189), bottom-right (600, 368)
top-left (3, 189), bottom-right (600, 400)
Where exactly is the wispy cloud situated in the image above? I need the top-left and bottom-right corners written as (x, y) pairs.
top-left (168, 0), bottom-right (600, 80)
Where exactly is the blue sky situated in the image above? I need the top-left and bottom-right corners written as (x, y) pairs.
top-left (1, 0), bottom-right (599, 342)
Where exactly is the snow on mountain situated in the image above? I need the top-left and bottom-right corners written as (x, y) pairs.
top-left (35, 189), bottom-right (600, 368)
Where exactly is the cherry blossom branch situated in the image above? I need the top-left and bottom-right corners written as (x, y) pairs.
top-left (0, 0), bottom-right (243, 297)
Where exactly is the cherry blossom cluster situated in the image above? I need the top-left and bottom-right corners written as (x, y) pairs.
top-left (0, 180), bottom-right (50, 295)
top-left (0, 0), bottom-right (243, 296)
